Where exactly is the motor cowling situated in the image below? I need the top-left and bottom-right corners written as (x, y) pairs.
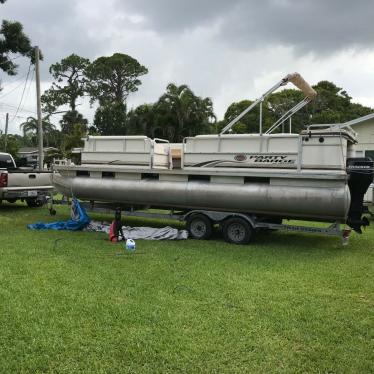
top-left (346, 157), bottom-right (373, 233)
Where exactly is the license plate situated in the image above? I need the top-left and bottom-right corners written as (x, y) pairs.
top-left (27, 190), bottom-right (38, 197)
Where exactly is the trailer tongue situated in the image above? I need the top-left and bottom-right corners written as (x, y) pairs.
top-left (52, 73), bottom-right (373, 243)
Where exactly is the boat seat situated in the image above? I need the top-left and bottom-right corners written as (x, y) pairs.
top-left (81, 136), bottom-right (170, 169)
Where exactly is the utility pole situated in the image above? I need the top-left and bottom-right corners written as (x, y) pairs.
top-left (35, 46), bottom-right (44, 171)
top-left (4, 113), bottom-right (9, 152)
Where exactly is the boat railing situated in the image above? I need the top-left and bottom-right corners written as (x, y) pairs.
top-left (306, 124), bottom-right (357, 139)
top-left (153, 138), bottom-right (170, 144)
top-left (220, 72), bottom-right (317, 136)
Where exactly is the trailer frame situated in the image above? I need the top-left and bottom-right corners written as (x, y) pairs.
top-left (60, 201), bottom-right (350, 245)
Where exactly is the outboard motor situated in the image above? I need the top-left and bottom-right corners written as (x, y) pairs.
top-left (346, 157), bottom-right (373, 233)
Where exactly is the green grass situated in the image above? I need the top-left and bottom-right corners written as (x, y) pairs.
top-left (0, 201), bottom-right (373, 373)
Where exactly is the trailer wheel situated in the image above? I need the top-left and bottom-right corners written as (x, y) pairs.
top-left (186, 214), bottom-right (213, 240)
top-left (223, 217), bottom-right (253, 244)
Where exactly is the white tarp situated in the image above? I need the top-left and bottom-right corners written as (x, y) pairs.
top-left (85, 221), bottom-right (188, 240)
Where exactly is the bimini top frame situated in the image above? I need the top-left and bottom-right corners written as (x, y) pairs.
top-left (220, 73), bottom-right (317, 135)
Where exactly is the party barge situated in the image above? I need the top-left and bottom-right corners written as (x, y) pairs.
top-left (52, 73), bottom-right (373, 244)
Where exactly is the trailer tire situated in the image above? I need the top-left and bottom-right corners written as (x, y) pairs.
top-left (186, 214), bottom-right (213, 240)
top-left (223, 217), bottom-right (253, 244)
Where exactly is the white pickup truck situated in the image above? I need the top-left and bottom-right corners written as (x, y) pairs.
top-left (0, 152), bottom-right (54, 207)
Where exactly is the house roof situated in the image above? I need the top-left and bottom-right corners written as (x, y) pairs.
top-left (18, 147), bottom-right (58, 155)
top-left (342, 112), bottom-right (374, 127)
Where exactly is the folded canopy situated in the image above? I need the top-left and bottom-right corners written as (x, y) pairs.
top-left (286, 72), bottom-right (317, 100)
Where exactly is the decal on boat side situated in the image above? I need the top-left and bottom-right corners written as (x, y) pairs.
top-left (247, 155), bottom-right (295, 164)
top-left (234, 154), bottom-right (247, 161)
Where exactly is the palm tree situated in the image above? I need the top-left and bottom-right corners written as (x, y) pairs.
top-left (127, 104), bottom-right (162, 138)
top-left (156, 83), bottom-right (216, 141)
top-left (19, 116), bottom-right (57, 146)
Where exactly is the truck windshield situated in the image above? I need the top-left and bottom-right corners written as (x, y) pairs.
top-left (0, 154), bottom-right (15, 169)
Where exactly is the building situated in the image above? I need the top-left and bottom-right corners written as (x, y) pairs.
top-left (344, 113), bottom-right (374, 206)
top-left (17, 147), bottom-right (58, 167)
top-left (343, 113), bottom-right (374, 159)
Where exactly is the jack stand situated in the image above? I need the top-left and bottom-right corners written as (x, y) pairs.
top-left (112, 207), bottom-right (125, 242)
top-left (46, 196), bottom-right (57, 216)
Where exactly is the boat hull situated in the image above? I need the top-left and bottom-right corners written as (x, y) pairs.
top-left (53, 173), bottom-right (350, 221)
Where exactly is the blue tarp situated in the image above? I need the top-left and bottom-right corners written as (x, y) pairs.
top-left (28, 198), bottom-right (90, 231)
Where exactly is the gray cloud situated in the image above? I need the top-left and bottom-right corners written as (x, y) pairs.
top-left (1, 0), bottom-right (111, 76)
top-left (117, 0), bottom-right (231, 32)
top-left (1, 0), bottom-right (374, 135)
top-left (118, 0), bottom-right (374, 54)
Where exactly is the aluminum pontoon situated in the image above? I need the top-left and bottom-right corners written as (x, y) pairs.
top-left (52, 73), bottom-right (373, 244)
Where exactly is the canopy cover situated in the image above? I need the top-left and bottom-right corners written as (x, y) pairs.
top-left (286, 72), bottom-right (317, 100)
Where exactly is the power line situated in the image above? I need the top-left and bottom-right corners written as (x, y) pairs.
top-left (0, 102), bottom-right (36, 114)
top-left (0, 112), bottom-right (29, 120)
top-left (17, 67), bottom-right (35, 117)
top-left (0, 71), bottom-right (31, 99)
top-left (0, 70), bottom-right (29, 85)
top-left (10, 62), bottom-right (32, 123)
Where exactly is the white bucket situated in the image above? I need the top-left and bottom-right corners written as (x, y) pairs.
top-left (125, 238), bottom-right (136, 251)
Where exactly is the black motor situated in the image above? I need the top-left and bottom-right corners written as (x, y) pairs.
top-left (346, 157), bottom-right (373, 233)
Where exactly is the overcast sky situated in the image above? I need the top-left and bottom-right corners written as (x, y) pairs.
top-left (1, 0), bottom-right (374, 134)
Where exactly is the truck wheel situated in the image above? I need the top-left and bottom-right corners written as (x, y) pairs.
top-left (26, 198), bottom-right (43, 208)
top-left (6, 199), bottom-right (17, 203)
top-left (186, 214), bottom-right (213, 240)
top-left (223, 217), bottom-right (253, 244)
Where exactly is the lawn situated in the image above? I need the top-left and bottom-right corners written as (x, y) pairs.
top-left (0, 202), bottom-right (373, 373)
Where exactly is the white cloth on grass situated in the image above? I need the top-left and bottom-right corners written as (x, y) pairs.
top-left (85, 220), bottom-right (188, 240)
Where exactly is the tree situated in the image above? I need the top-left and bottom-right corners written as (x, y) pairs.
top-left (62, 123), bottom-right (86, 155)
top-left (218, 100), bottom-right (262, 134)
top-left (19, 116), bottom-right (57, 147)
top-left (127, 104), bottom-right (160, 137)
top-left (155, 83), bottom-right (216, 141)
top-left (41, 54), bottom-right (90, 136)
top-left (0, 131), bottom-right (22, 158)
top-left (91, 102), bottom-right (127, 135)
top-left (307, 81), bottom-right (370, 125)
top-left (1, 0), bottom-right (38, 88)
top-left (220, 81), bottom-right (373, 135)
top-left (0, 18), bottom-right (38, 91)
top-left (86, 53), bottom-right (148, 106)
top-left (59, 110), bottom-right (88, 133)
top-left (267, 89), bottom-right (308, 132)
top-left (42, 54), bottom-right (90, 112)
top-left (88, 53), bottom-right (148, 135)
